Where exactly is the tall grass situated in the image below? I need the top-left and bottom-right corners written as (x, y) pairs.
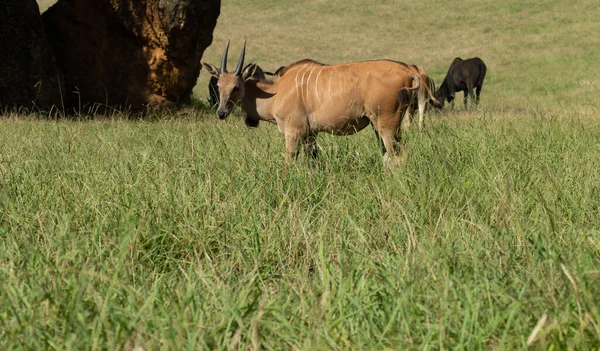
top-left (1, 110), bottom-right (599, 349)
top-left (3, 0), bottom-right (600, 349)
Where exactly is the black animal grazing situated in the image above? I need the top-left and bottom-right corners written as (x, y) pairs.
top-left (435, 57), bottom-right (487, 109)
top-left (208, 76), bottom-right (219, 107)
top-left (206, 64), bottom-right (285, 127)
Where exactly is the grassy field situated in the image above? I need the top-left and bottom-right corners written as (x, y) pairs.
top-left (3, 0), bottom-right (600, 349)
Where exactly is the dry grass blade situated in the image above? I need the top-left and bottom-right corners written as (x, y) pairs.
top-left (527, 313), bottom-right (548, 346)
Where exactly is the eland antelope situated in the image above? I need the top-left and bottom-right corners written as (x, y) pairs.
top-left (202, 40), bottom-right (430, 168)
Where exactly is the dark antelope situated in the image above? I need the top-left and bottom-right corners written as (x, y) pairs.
top-left (435, 57), bottom-right (487, 109)
top-left (202, 41), bottom-right (430, 167)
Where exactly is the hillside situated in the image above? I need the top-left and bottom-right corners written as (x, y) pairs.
top-left (197, 0), bottom-right (599, 113)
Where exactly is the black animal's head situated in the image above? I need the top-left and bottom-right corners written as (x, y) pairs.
top-left (433, 80), bottom-right (455, 108)
top-left (426, 78), bottom-right (444, 110)
top-left (208, 76), bottom-right (219, 107)
top-left (430, 96), bottom-right (444, 110)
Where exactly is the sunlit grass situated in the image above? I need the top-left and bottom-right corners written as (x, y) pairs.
top-left (1, 109), bottom-right (599, 349)
top-left (3, 0), bottom-right (600, 349)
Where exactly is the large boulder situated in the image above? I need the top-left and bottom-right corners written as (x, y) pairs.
top-left (43, 0), bottom-right (220, 113)
top-left (0, 0), bottom-right (62, 111)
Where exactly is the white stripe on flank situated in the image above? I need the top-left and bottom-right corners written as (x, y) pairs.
top-left (295, 66), bottom-right (305, 100)
top-left (306, 67), bottom-right (314, 106)
top-left (300, 67), bottom-right (310, 104)
top-left (315, 68), bottom-right (323, 104)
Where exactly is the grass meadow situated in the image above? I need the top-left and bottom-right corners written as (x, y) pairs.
top-left (3, 0), bottom-right (600, 349)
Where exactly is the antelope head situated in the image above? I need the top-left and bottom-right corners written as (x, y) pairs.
top-left (202, 40), bottom-right (262, 119)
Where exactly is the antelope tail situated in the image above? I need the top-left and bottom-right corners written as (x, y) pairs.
top-left (407, 75), bottom-right (421, 92)
top-left (398, 75), bottom-right (420, 104)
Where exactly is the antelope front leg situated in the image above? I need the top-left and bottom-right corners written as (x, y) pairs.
top-left (284, 133), bottom-right (303, 164)
top-left (381, 135), bottom-right (407, 170)
top-left (402, 106), bottom-right (412, 129)
top-left (371, 124), bottom-right (386, 155)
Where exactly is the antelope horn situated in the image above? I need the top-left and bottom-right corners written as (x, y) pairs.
top-left (221, 40), bottom-right (230, 74)
top-left (234, 40), bottom-right (246, 76)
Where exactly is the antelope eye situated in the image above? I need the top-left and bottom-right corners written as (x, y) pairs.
top-left (232, 85), bottom-right (240, 92)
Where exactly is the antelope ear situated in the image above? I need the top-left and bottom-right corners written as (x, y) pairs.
top-left (242, 63), bottom-right (265, 81)
top-left (202, 62), bottom-right (220, 78)
top-left (274, 66), bottom-right (286, 76)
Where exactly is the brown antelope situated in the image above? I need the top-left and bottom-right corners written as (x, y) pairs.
top-left (202, 40), bottom-right (429, 168)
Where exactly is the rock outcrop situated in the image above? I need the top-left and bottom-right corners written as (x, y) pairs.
top-left (0, 0), bottom-right (62, 111)
top-left (43, 0), bottom-right (220, 112)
